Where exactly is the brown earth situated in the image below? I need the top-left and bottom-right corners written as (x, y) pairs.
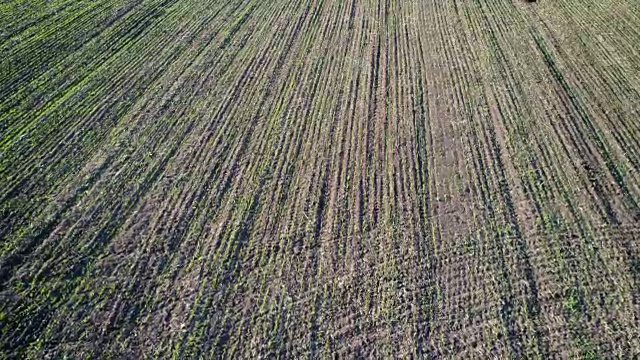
top-left (1, 0), bottom-right (640, 358)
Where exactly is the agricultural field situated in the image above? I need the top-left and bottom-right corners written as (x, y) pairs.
top-left (1, 0), bottom-right (640, 358)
